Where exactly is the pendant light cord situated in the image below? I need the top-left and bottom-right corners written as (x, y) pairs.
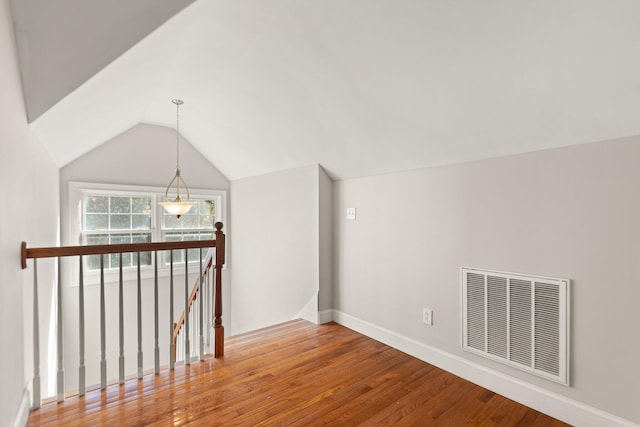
top-left (161, 98), bottom-right (194, 217)
top-left (175, 100), bottom-right (180, 170)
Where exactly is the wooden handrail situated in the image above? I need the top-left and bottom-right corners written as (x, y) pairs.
top-left (21, 239), bottom-right (217, 269)
top-left (172, 250), bottom-right (213, 359)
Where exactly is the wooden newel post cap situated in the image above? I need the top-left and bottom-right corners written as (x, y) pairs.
top-left (215, 222), bottom-right (223, 232)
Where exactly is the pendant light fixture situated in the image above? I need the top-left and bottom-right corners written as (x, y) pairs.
top-left (159, 99), bottom-right (195, 218)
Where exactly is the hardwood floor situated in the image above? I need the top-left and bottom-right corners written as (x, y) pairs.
top-left (27, 320), bottom-right (569, 426)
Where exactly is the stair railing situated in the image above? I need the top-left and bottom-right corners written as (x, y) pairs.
top-left (172, 248), bottom-right (213, 364)
top-left (21, 222), bottom-right (226, 409)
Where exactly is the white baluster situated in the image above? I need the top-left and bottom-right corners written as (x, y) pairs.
top-left (177, 334), bottom-right (182, 362)
top-left (206, 269), bottom-right (212, 352)
top-left (169, 251), bottom-right (175, 370)
top-left (191, 305), bottom-right (196, 361)
top-left (100, 254), bottom-right (106, 390)
top-left (119, 254), bottom-right (124, 384)
top-left (32, 259), bottom-right (40, 409)
top-left (57, 258), bottom-right (64, 402)
top-left (154, 251), bottom-right (160, 374)
top-left (137, 254), bottom-right (143, 379)
top-left (79, 257), bottom-right (86, 395)
top-left (199, 248), bottom-right (204, 361)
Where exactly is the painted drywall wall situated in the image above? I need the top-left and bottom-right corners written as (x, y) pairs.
top-left (334, 136), bottom-right (640, 423)
top-left (318, 167), bottom-right (333, 312)
top-left (230, 165), bottom-right (324, 334)
top-left (0, 0), bottom-right (59, 424)
top-left (58, 123), bottom-right (229, 391)
top-left (59, 123), bottom-right (229, 193)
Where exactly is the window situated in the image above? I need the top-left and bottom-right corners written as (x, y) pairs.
top-left (82, 194), bottom-right (153, 270)
top-left (162, 199), bottom-right (216, 264)
top-left (69, 182), bottom-right (226, 280)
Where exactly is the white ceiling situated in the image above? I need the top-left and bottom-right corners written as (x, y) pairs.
top-left (22, 0), bottom-right (640, 180)
top-left (11, 0), bottom-right (195, 120)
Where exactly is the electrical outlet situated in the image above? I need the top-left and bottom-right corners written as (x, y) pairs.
top-left (346, 207), bottom-right (356, 220)
top-left (423, 308), bottom-right (433, 326)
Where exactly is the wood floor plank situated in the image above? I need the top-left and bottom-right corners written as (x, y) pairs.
top-left (182, 338), bottom-right (391, 425)
top-left (31, 325), bottom-right (358, 424)
top-left (27, 320), bottom-right (570, 427)
top-left (288, 359), bottom-right (437, 426)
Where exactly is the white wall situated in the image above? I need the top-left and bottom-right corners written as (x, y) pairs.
top-left (230, 164), bottom-right (332, 334)
top-left (334, 136), bottom-right (640, 424)
top-left (0, 0), bottom-right (59, 425)
top-left (59, 124), bottom-right (229, 391)
top-left (318, 167), bottom-right (333, 312)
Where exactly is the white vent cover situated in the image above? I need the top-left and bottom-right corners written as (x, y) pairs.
top-left (462, 267), bottom-right (570, 385)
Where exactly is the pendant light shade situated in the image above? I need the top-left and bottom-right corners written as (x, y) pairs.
top-left (159, 199), bottom-right (194, 217)
top-left (160, 99), bottom-right (195, 218)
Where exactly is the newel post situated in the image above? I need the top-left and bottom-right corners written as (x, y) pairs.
top-left (214, 222), bottom-right (226, 357)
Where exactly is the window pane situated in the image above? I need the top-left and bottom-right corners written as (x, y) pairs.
top-left (163, 250), bottom-right (172, 266)
top-left (184, 232), bottom-right (203, 263)
top-left (132, 214), bottom-right (151, 230)
top-left (200, 200), bottom-right (215, 228)
top-left (85, 234), bottom-right (109, 246)
top-left (110, 233), bottom-right (130, 244)
top-left (182, 215), bottom-right (199, 229)
top-left (141, 253), bottom-right (151, 265)
top-left (132, 233), bottom-right (151, 244)
top-left (110, 233), bottom-right (132, 269)
top-left (109, 252), bottom-right (127, 269)
top-left (187, 248), bottom-right (201, 263)
top-left (84, 234), bottom-right (108, 271)
top-left (185, 201), bottom-right (198, 215)
top-left (164, 233), bottom-right (182, 264)
top-left (86, 234), bottom-right (107, 271)
top-left (165, 232), bottom-right (183, 242)
top-left (182, 233), bottom-right (199, 241)
top-left (164, 214), bottom-right (180, 230)
top-left (132, 197), bottom-right (152, 214)
top-left (172, 250), bottom-right (184, 264)
top-left (87, 254), bottom-right (105, 270)
top-left (111, 252), bottom-right (132, 268)
top-left (110, 197), bottom-right (131, 213)
top-left (132, 233), bottom-right (152, 265)
top-left (139, 251), bottom-right (152, 266)
top-left (85, 196), bottom-right (108, 213)
top-left (201, 200), bottom-right (215, 217)
top-left (200, 214), bottom-right (213, 228)
top-left (111, 214), bottom-right (130, 230)
top-left (86, 214), bottom-right (108, 231)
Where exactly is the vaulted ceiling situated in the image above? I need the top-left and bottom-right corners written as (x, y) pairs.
top-left (12, 0), bottom-right (640, 180)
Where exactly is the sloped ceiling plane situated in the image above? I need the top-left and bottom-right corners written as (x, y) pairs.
top-left (12, 0), bottom-right (640, 180)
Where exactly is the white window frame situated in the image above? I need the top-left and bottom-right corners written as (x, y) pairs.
top-left (69, 181), bottom-right (227, 285)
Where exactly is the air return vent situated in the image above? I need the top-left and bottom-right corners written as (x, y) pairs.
top-left (462, 267), bottom-right (570, 385)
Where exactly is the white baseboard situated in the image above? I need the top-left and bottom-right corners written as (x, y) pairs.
top-left (331, 309), bottom-right (638, 427)
top-left (317, 309), bottom-right (334, 324)
top-left (11, 384), bottom-right (31, 427)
